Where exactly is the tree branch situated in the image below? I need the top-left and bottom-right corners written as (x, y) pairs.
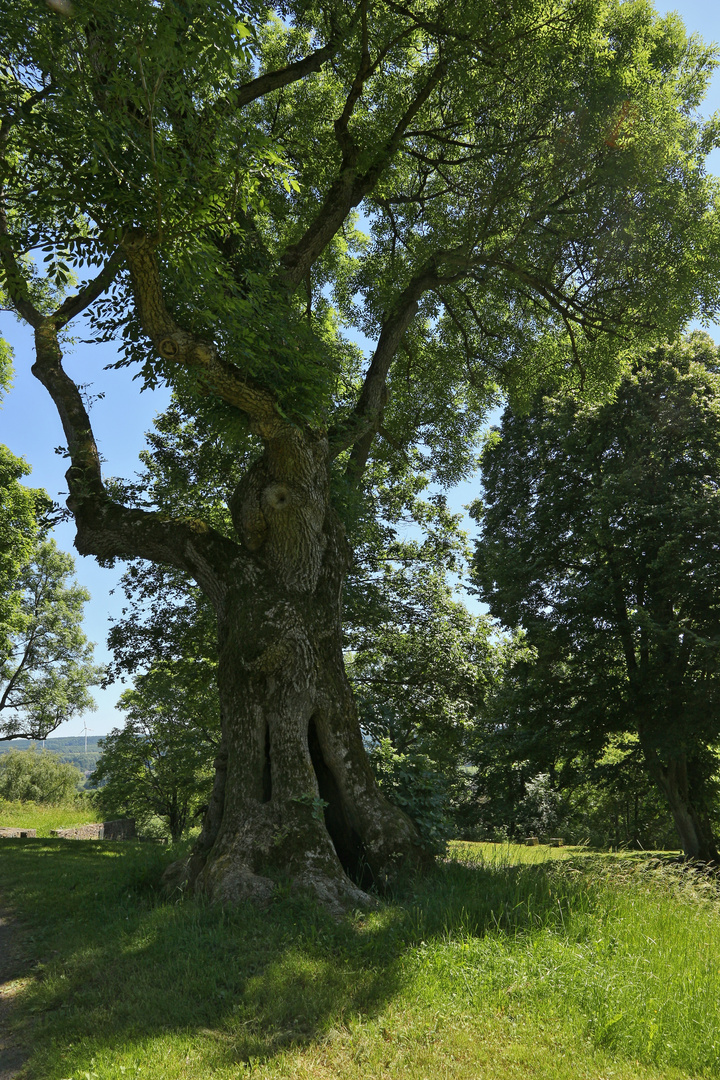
top-left (0, 204), bottom-right (43, 328)
top-left (280, 61), bottom-right (446, 288)
top-left (31, 322), bottom-right (241, 605)
top-left (54, 250), bottom-right (125, 325)
top-left (329, 263), bottom-right (441, 463)
top-left (122, 231), bottom-right (288, 441)
top-left (207, 12), bottom-right (359, 119)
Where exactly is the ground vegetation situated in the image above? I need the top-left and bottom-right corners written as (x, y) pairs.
top-left (2, 839), bottom-right (720, 1078)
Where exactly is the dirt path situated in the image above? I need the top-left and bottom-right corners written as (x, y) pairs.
top-left (0, 911), bottom-right (28, 1080)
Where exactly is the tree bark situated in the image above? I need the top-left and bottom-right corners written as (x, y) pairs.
top-left (170, 430), bottom-right (430, 913)
top-left (643, 748), bottom-right (720, 863)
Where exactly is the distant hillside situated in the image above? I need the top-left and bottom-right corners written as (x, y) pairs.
top-left (0, 735), bottom-right (104, 777)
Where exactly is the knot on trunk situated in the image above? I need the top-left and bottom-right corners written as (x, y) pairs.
top-left (261, 482), bottom-right (292, 512)
top-left (250, 639), bottom-right (291, 674)
top-left (158, 336), bottom-right (180, 358)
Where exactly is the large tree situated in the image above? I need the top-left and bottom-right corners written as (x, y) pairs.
top-left (473, 336), bottom-right (720, 861)
top-left (2, 1), bottom-right (720, 908)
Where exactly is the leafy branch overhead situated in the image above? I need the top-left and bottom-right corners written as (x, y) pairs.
top-left (1, 3), bottom-right (718, 558)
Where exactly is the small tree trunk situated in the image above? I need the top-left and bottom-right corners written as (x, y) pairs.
top-left (643, 748), bottom-right (719, 862)
top-left (172, 433), bottom-right (430, 913)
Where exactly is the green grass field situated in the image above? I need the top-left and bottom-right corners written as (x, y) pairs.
top-left (1, 837), bottom-right (717, 1080)
top-left (0, 799), bottom-right (102, 837)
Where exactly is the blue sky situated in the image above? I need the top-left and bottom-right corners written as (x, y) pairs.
top-left (1, 1), bottom-right (719, 738)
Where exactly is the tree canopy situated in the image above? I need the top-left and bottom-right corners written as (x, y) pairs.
top-left (473, 335), bottom-right (720, 860)
top-left (3, 0), bottom-right (720, 905)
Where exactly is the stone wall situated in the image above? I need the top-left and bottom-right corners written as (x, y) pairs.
top-left (50, 818), bottom-right (136, 840)
top-left (103, 818), bottom-right (136, 840)
top-left (0, 819), bottom-right (135, 840)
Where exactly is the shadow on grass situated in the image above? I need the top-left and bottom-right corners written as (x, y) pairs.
top-left (0, 839), bottom-right (598, 1076)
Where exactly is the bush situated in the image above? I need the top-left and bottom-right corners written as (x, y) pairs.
top-left (0, 745), bottom-right (83, 803)
top-left (368, 737), bottom-right (452, 854)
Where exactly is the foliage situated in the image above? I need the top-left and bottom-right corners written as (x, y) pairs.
top-left (348, 566), bottom-right (498, 767)
top-left (1, 1), bottom-right (719, 507)
top-left (367, 737), bottom-right (452, 853)
top-left (5, 1), bottom-right (720, 417)
top-left (467, 710), bottom-right (679, 848)
top-left (473, 335), bottom-right (720, 856)
top-left (92, 664), bottom-right (219, 840)
top-left (346, 559), bottom-right (507, 844)
top-left (0, 539), bottom-right (102, 740)
top-left (0, 743), bottom-right (83, 803)
top-left (0, 443), bottom-right (51, 660)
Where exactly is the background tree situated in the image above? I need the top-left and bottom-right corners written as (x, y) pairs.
top-left (473, 335), bottom-right (720, 861)
top-left (0, 538), bottom-right (102, 740)
top-left (0, 442), bottom-right (48, 657)
top-left (347, 561), bottom-right (504, 845)
top-left (92, 663), bottom-right (219, 842)
top-left (468, 668), bottom-right (678, 848)
top-left (3, 0), bottom-right (720, 909)
top-left (349, 569), bottom-right (493, 765)
top-left (0, 743), bottom-right (83, 803)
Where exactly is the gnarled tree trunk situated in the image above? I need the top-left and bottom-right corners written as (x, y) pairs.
top-left (23, 245), bottom-right (431, 916)
top-left (174, 429), bottom-right (429, 913)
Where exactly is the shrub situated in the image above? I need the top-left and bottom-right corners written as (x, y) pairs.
top-left (368, 737), bottom-right (452, 854)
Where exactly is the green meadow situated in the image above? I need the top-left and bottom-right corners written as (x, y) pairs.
top-left (1, 836), bottom-right (718, 1080)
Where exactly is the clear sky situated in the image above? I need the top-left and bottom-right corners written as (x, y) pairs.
top-left (1, 1), bottom-right (719, 739)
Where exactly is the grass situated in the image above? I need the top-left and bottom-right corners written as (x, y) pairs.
top-left (0, 837), bottom-right (717, 1079)
top-left (0, 798), bottom-right (102, 837)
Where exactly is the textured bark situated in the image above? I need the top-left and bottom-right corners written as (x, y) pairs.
top-left (643, 748), bottom-right (720, 863)
top-left (170, 429), bottom-right (430, 913)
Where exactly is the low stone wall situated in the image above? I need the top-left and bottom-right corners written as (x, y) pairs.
top-left (103, 818), bottom-right (136, 840)
top-left (0, 827), bottom-right (37, 838)
top-left (50, 818), bottom-right (136, 840)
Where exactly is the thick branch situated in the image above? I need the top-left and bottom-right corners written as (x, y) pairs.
top-left (31, 322), bottom-right (240, 605)
top-left (329, 264), bottom-right (441, 462)
top-left (122, 231), bottom-right (287, 440)
top-left (0, 206), bottom-right (43, 328)
top-left (54, 249), bottom-right (124, 325)
top-left (280, 61), bottom-right (445, 288)
top-left (207, 13), bottom-right (359, 120)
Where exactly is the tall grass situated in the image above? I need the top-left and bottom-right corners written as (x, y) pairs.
top-left (0, 838), bottom-right (717, 1079)
top-left (0, 797), bottom-right (102, 836)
